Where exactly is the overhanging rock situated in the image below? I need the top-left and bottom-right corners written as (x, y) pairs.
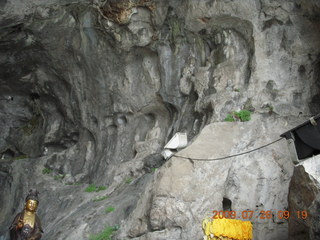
top-left (280, 114), bottom-right (320, 164)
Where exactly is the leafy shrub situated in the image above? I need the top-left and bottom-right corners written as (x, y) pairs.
top-left (105, 206), bottom-right (115, 213)
top-left (96, 186), bottom-right (107, 191)
top-left (13, 155), bottom-right (28, 160)
top-left (42, 168), bottom-right (52, 174)
top-left (266, 104), bottom-right (274, 114)
top-left (92, 196), bottom-right (108, 202)
top-left (89, 225), bottom-right (119, 240)
top-left (65, 182), bottom-right (82, 186)
top-left (225, 114), bottom-right (235, 122)
top-left (236, 110), bottom-right (251, 121)
top-left (85, 184), bottom-right (107, 192)
top-left (125, 178), bottom-right (132, 184)
top-left (225, 110), bottom-right (251, 122)
top-left (234, 88), bottom-right (240, 92)
top-left (54, 174), bottom-right (65, 181)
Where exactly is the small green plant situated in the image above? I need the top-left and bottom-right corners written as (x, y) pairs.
top-left (225, 110), bottom-right (251, 122)
top-left (237, 109), bottom-right (251, 122)
top-left (85, 184), bottom-right (107, 192)
top-left (96, 186), bottom-right (107, 191)
top-left (42, 168), bottom-right (52, 174)
top-left (85, 184), bottom-right (97, 192)
top-left (125, 178), bottom-right (132, 184)
top-left (105, 206), bottom-right (115, 213)
top-left (225, 114), bottom-right (235, 122)
top-left (13, 155), bottom-right (28, 160)
top-left (266, 104), bottom-right (274, 114)
top-left (54, 174), bottom-right (65, 181)
top-left (234, 88), bottom-right (240, 92)
top-left (92, 196), bottom-right (108, 202)
top-left (151, 168), bottom-right (157, 172)
top-left (89, 225), bottom-right (119, 240)
top-left (65, 182), bottom-right (81, 186)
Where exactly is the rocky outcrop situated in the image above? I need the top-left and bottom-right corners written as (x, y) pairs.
top-left (288, 156), bottom-right (320, 240)
top-left (0, 0), bottom-right (320, 239)
top-left (117, 118), bottom-right (294, 239)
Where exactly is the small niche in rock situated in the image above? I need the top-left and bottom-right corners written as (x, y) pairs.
top-left (0, 149), bottom-right (15, 160)
top-left (91, 116), bottom-right (98, 126)
top-left (29, 92), bottom-right (40, 101)
top-left (69, 132), bottom-right (79, 142)
top-left (144, 113), bottom-right (155, 123)
top-left (298, 65), bottom-right (306, 75)
top-left (133, 149), bottom-right (138, 158)
top-left (266, 80), bottom-right (275, 91)
top-left (107, 124), bottom-right (117, 135)
top-left (222, 197), bottom-right (232, 211)
top-left (198, 29), bottom-right (207, 35)
top-left (124, 204), bottom-right (135, 217)
top-left (43, 143), bottom-right (67, 155)
top-left (116, 116), bottom-right (127, 125)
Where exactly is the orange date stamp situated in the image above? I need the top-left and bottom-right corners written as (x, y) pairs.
top-left (212, 210), bottom-right (308, 220)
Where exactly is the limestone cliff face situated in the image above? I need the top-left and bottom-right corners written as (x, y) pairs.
top-left (0, 0), bottom-right (319, 239)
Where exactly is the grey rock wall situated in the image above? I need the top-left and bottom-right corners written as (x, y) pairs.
top-left (288, 156), bottom-right (320, 240)
top-left (0, 0), bottom-right (319, 239)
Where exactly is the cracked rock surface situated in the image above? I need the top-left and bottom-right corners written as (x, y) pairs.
top-left (0, 0), bottom-right (320, 239)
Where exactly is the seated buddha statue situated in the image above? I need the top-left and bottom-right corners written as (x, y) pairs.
top-left (9, 189), bottom-right (43, 240)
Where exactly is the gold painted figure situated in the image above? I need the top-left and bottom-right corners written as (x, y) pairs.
top-left (9, 189), bottom-right (43, 240)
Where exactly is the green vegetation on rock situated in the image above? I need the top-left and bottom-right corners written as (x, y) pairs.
top-left (92, 196), bottom-right (108, 202)
top-left (125, 178), bottom-right (132, 184)
top-left (225, 114), bottom-right (235, 122)
top-left (13, 155), bottom-right (28, 160)
top-left (54, 174), bottom-right (65, 181)
top-left (105, 206), bottom-right (115, 213)
top-left (225, 110), bottom-right (252, 122)
top-left (42, 168), bottom-right (52, 174)
top-left (85, 184), bottom-right (107, 192)
top-left (89, 225), bottom-right (119, 240)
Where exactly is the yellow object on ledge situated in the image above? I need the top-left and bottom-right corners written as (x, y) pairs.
top-left (202, 216), bottom-right (252, 240)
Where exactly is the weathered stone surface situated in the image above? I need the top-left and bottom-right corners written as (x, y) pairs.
top-left (0, 0), bottom-right (319, 239)
top-left (117, 117), bottom-right (294, 239)
top-left (288, 156), bottom-right (320, 240)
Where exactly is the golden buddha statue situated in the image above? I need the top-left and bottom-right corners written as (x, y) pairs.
top-left (9, 189), bottom-right (43, 240)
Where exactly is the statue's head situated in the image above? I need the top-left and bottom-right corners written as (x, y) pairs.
top-left (25, 189), bottom-right (39, 212)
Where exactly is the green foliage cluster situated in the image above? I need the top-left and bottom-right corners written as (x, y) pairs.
top-left (92, 196), bottom-right (108, 202)
top-left (105, 206), bottom-right (115, 213)
top-left (225, 110), bottom-right (251, 122)
top-left (85, 184), bottom-right (107, 192)
top-left (65, 182), bottom-right (81, 186)
top-left (225, 114), bottom-right (235, 122)
top-left (42, 168), bottom-right (52, 174)
top-left (234, 88), bottom-right (240, 92)
top-left (266, 104), bottom-right (274, 114)
top-left (54, 174), bottom-right (65, 181)
top-left (89, 225), bottom-right (119, 240)
top-left (125, 178), bottom-right (132, 184)
top-left (13, 155), bottom-right (28, 161)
